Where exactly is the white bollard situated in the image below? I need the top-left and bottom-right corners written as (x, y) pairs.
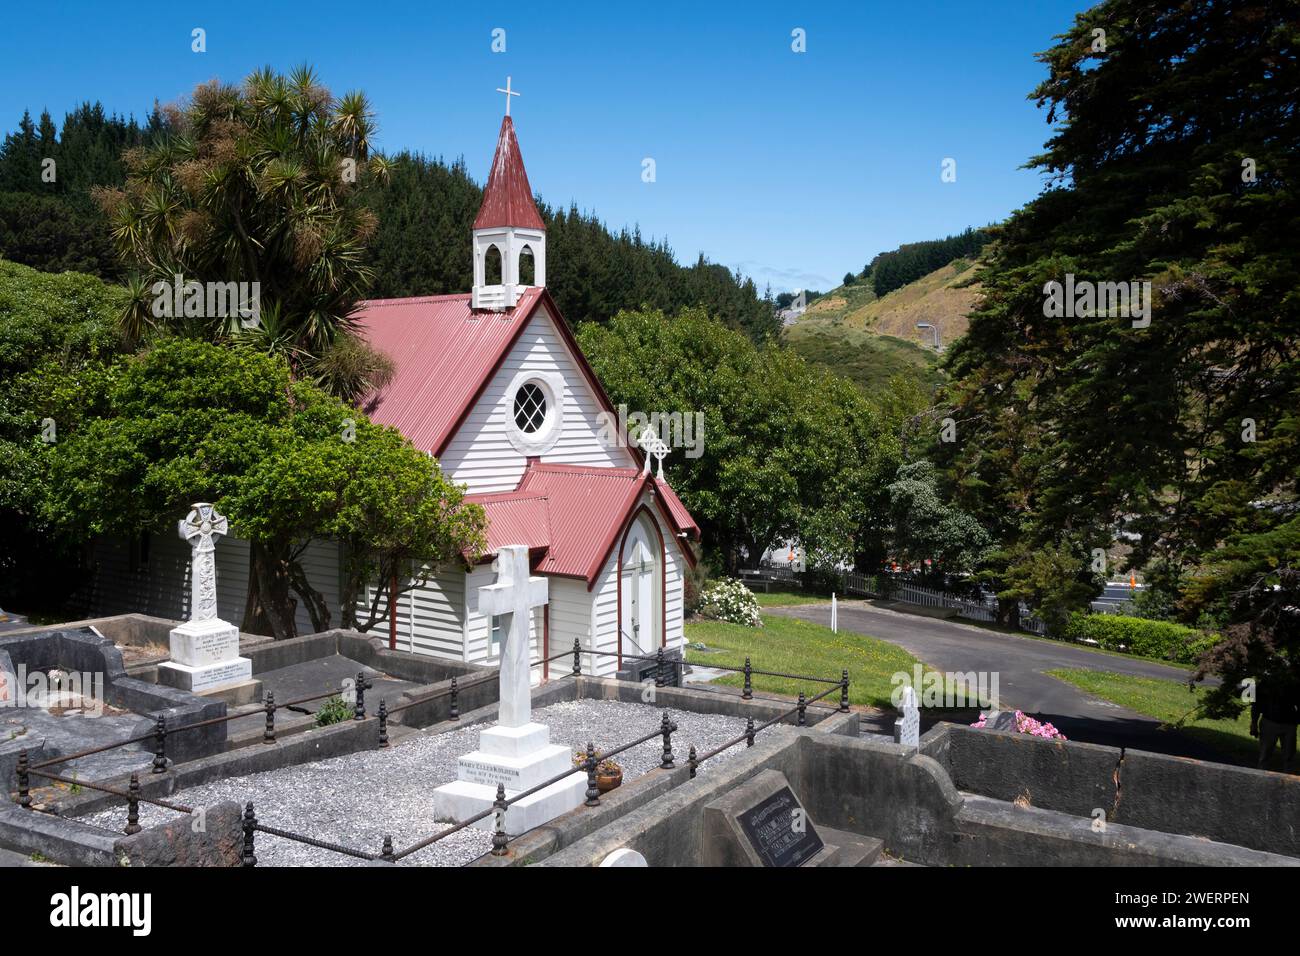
top-left (831, 592), bottom-right (838, 633)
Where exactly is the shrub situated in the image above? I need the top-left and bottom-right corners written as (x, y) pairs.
top-left (684, 557), bottom-right (709, 617)
top-left (315, 695), bottom-right (354, 726)
top-left (1061, 612), bottom-right (1215, 664)
top-left (698, 578), bottom-right (762, 628)
top-left (799, 566), bottom-right (843, 597)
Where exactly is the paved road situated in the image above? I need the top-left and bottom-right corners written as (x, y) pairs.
top-left (771, 601), bottom-right (1230, 762)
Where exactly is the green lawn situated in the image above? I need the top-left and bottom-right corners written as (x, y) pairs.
top-left (686, 613), bottom-right (955, 711)
top-left (1046, 668), bottom-right (1259, 766)
top-left (752, 587), bottom-right (829, 608)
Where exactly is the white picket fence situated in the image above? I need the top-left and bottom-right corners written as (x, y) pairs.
top-left (843, 572), bottom-right (881, 598)
top-left (886, 580), bottom-right (1046, 635)
top-left (893, 582), bottom-right (951, 609)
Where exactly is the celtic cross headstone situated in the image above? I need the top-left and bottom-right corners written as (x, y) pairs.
top-left (157, 503), bottom-right (256, 700)
top-left (179, 503), bottom-right (227, 622)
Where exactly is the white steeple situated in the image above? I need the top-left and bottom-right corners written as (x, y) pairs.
top-left (472, 81), bottom-right (546, 311)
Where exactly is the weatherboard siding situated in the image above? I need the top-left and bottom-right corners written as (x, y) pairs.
top-left (438, 306), bottom-right (636, 493)
top-left (463, 566), bottom-right (542, 672)
top-left (664, 529), bottom-right (685, 653)
top-left (78, 534), bottom-right (342, 637)
top-left (360, 569), bottom-right (467, 661)
top-left (74, 518), bottom-right (683, 676)
top-left (590, 553), bottom-right (621, 678)
top-left (548, 576), bottom-right (596, 670)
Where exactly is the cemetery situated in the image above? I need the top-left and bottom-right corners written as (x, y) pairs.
top-left (2, 6), bottom-right (1295, 891)
top-left (2, 514), bottom-right (1296, 867)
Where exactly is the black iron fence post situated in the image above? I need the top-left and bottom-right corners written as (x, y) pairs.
top-left (797, 692), bottom-right (807, 727)
top-left (572, 638), bottom-right (582, 676)
top-left (660, 712), bottom-right (674, 769)
top-left (382, 836), bottom-right (394, 861)
top-left (449, 676), bottom-right (460, 720)
top-left (263, 691), bottom-right (276, 744)
top-left (584, 741), bottom-right (600, 807)
top-left (491, 783), bottom-right (510, 856)
top-left (688, 745), bottom-right (698, 779)
top-left (742, 658), bottom-right (753, 700)
top-left (241, 802), bottom-right (257, 867)
top-left (15, 749), bottom-right (30, 809)
top-left (378, 698), bottom-right (389, 748)
top-left (840, 669), bottom-right (850, 712)
top-left (354, 671), bottom-right (366, 720)
top-left (124, 772), bottom-right (142, 835)
top-left (745, 716), bottom-right (755, 747)
top-left (655, 647), bottom-right (665, 687)
top-left (151, 715), bottom-right (167, 774)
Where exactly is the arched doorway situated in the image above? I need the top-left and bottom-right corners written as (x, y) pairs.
top-left (619, 509), bottom-right (664, 664)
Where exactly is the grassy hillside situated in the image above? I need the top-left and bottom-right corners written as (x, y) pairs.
top-left (783, 323), bottom-right (941, 397)
top-left (781, 257), bottom-right (981, 395)
top-left (800, 276), bottom-right (880, 322)
top-left (799, 258), bottom-right (981, 347)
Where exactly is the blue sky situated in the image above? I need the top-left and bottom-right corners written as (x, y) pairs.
top-left (0, 0), bottom-right (1091, 294)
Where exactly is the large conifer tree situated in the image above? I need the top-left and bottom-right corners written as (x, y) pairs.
top-left (938, 0), bottom-right (1298, 654)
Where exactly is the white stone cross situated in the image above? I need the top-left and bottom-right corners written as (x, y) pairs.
top-left (496, 76), bottom-right (520, 116)
top-left (178, 503), bottom-right (228, 622)
top-left (479, 545), bottom-right (548, 728)
top-left (896, 685), bottom-right (921, 748)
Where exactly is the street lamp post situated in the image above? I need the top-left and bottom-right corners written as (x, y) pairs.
top-left (916, 322), bottom-right (941, 351)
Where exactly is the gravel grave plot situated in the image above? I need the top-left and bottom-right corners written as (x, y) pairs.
top-left (78, 699), bottom-right (785, 866)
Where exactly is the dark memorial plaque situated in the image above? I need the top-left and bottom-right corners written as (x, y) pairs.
top-left (736, 785), bottom-right (823, 867)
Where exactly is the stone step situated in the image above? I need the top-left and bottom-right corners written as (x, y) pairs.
top-left (0, 847), bottom-right (62, 867)
top-left (870, 853), bottom-right (924, 866)
top-left (811, 826), bottom-right (884, 867)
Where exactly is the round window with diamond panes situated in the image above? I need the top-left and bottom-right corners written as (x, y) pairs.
top-left (513, 382), bottom-right (548, 434)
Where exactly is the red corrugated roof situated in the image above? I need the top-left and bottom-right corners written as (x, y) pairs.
top-left (474, 493), bottom-right (552, 555)
top-left (467, 463), bottom-right (699, 584)
top-left (355, 287), bottom-right (544, 455)
top-left (518, 464), bottom-right (645, 581)
top-left (655, 477), bottom-right (700, 536)
top-left (473, 115), bottom-right (545, 231)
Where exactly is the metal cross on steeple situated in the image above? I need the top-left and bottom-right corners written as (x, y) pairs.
top-left (496, 76), bottom-right (520, 116)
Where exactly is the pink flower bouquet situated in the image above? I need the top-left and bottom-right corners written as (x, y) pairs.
top-left (972, 710), bottom-right (1067, 740)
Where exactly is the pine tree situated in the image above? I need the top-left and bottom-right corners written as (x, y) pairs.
top-left (937, 0), bottom-right (1299, 645)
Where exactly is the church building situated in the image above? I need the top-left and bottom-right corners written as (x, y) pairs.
top-left (353, 110), bottom-right (700, 677)
top-left (73, 104), bottom-right (700, 681)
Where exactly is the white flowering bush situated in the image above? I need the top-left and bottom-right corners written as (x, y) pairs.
top-left (698, 578), bottom-right (762, 627)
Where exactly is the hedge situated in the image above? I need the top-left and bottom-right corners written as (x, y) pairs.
top-left (1060, 613), bottom-right (1217, 664)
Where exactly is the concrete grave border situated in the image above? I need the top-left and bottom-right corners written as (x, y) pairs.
top-left (542, 721), bottom-right (1300, 867)
top-left (3, 665), bottom-right (853, 866)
